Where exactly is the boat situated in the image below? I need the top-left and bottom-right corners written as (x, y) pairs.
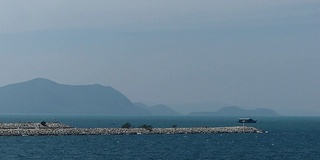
top-left (238, 118), bottom-right (257, 123)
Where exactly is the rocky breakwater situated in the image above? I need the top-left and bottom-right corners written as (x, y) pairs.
top-left (0, 123), bottom-right (263, 136)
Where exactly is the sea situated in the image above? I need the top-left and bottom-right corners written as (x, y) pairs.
top-left (0, 115), bottom-right (319, 160)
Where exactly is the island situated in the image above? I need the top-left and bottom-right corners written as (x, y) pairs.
top-left (0, 122), bottom-right (263, 136)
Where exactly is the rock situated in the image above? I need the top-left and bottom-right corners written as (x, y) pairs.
top-left (0, 122), bottom-right (263, 136)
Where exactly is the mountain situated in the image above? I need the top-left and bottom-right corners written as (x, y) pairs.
top-left (170, 102), bottom-right (229, 114)
top-left (0, 78), bottom-right (150, 115)
top-left (133, 103), bottom-right (181, 115)
top-left (189, 106), bottom-right (279, 116)
top-left (148, 104), bottom-right (181, 115)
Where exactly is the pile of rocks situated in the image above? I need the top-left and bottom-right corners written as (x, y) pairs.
top-left (0, 123), bottom-right (263, 136)
top-left (0, 122), bottom-right (72, 129)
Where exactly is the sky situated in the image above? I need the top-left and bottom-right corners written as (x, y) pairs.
top-left (0, 0), bottom-right (320, 115)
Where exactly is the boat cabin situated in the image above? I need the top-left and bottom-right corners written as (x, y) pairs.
top-left (238, 118), bottom-right (257, 123)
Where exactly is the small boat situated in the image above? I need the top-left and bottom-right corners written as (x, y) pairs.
top-left (238, 118), bottom-right (257, 123)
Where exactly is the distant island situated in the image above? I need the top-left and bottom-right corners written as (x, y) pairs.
top-left (189, 106), bottom-right (279, 116)
top-left (0, 78), bottom-right (278, 116)
top-left (0, 78), bottom-right (180, 115)
top-left (133, 103), bottom-right (181, 115)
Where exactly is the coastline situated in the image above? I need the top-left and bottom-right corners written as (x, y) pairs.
top-left (0, 122), bottom-right (263, 136)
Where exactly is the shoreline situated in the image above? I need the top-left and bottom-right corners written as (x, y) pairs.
top-left (0, 122), bottom-right (263, 136)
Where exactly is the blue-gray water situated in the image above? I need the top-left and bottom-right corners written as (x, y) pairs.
top-left (0, 115), bottom-right (319, 159)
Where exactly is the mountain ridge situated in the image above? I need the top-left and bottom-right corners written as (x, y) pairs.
top-left (0, 78), bottom-right (149, 115)
top-left (0, 78), bottom-right (279, 116)
top-left (189, 106), bottom-right (279, 116)
top-left (133, 103), bottom-right (181, 115)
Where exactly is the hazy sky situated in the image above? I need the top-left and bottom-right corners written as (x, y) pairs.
top-left (0, 0), bottom-right (319, 115)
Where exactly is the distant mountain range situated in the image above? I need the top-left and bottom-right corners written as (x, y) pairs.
top-left (170, 102), bottom-right (229, 115)
top-left (133, 103), bottom-right (181, 115)
top-left (189, 106), bottom-right (278, 116)
top-left (0, 78), bottom-right (277, 116)
top-left (0, 78), bottom-right (180, 115)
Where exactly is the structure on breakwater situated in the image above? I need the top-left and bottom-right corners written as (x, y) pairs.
top-left (0, 122), bottom-right (263, 136)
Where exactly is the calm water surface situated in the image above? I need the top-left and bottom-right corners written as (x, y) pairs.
top-left (0, 115), bottom-right (319, 159)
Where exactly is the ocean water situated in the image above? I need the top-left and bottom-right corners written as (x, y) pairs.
top-left (0, 115), bottom-right (319, 160)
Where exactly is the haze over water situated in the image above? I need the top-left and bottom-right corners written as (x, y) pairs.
top-left (0, 2), bottom-right (319, 159)
top-left (0, 1), bottom-right (319, 116)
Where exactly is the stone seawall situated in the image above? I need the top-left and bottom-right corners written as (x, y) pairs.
top-left (0, 122), bottom-right (72, 129)
top-left (0, 123), bottom-right (263, 136)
